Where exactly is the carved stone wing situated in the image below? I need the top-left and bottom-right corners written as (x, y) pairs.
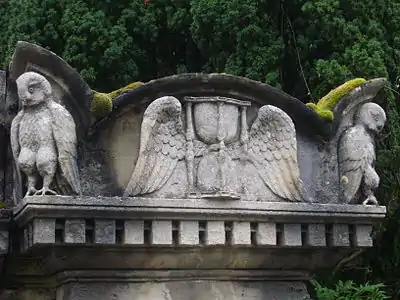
top-left (10, 111), bottom-right (23, 162)
top-left (247, 105), bottom-right (305, 201)
top-left (50, 101), bottom-right (81, 195)
top-left (338, 128), bottom-right (368, 203)
top-left (123, 96), bottom-right (186, 197)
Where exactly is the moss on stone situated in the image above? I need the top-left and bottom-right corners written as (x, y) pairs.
top-left (306, 78), bottom-right (367, 121)
top-left (91, 82), bottom-right (144, 118)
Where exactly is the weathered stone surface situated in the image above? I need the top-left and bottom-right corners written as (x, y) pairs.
top-left (124, 220), bottom-right (144, 245)
top-left (354, 224), bottom-right (373, 247)
top-left (95, 220), bottom-right (115, 244)
top-left (256, 223), bottom-right (276, 246)
top-left (123, 96), bottom-right (306, 202)
top-left (9, 41), bottom-right (92, 134)
top-left (338, 103), bottom-right (386, 205)
top-left (332, 224), bottom-right (350, 247)
top-left (57, 280), bottom-right (311, 300)
top-left (0, 288), bottom-right (55, 300)
top-left (0, 70), bottom-right (6, 204)
top-left (2, 41), bottom-right (390, 300)
top-left (11, 72), bottom-right (81, 198)
top-left (151, 221), bottom-right (172, 245)
top-left (206, 221), bottom-right (225, 245)
top-left (179, 221), bottom-right (199, 245)
top-left (65, 220), bottom-right (85, 244)
top-left (93, 73), bottom-right (387, 204)
top-left (33, 219), bottom-right (55, 244)
top-left (232, 221), bottom-right (251, 245)
top-left (307, 224), bottom-right (326, 247)
top-left (283, 224), bottom-right (302, 246)
top-left (10, 196), bottom-right (383, 275)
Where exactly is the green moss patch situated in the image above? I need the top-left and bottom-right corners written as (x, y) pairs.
top-left (91, 82), bottom-right (144, 118)
top-left (306, 78), bottom-right (367, 121)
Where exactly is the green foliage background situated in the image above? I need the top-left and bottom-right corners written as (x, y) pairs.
top-left (1, 0), bottom-right (400, 297)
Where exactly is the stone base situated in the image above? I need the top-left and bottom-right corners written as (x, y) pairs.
top-left (57, 281), bottom-right (310, 300)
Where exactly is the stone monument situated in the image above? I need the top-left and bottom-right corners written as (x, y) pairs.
top-left (0, 41), bottom-right (388, 299)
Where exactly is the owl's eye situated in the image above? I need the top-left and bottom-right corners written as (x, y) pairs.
top-left (28, 87), bottom-right (34, 93)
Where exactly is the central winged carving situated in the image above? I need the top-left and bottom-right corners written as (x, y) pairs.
top-left (123, 96), bottom-right (307, 202)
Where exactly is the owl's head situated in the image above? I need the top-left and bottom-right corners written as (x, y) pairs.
top-left (16, 72), bottom-right (52, 108)
top-left (356, 102), bottom-right (387, 133)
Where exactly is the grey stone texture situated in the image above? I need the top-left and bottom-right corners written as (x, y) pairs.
top-left (283, 224), bottom-right (302, 247)
top-left (354, 224), bottom-right (373, 247)
top-left (206, 221), bottom-right (225, 245)
top-left (256, 223), bottom-right (276, 246)
top-left (95, 220), bottom-right (115, 244)
top-left (179, 220), bottom-right (199, 245)
top-left (232, 221), bottom-right (251, 245)
top-left (11, 72), bottom-right (81, 198)
top-left (65, 219), bottom-right (85, 244)
top-left (57, 280), bottom-right (310, 300)
top-left (123, 96), bottom-right (305, 202)
top-left (0, 41), bottom-right (391, 300)
top-left (332, 224), bottom-right (350, 247)
top-left (124, 220), bottom-right (144, 245)
top-left (338, 103), bottom-right (386, 205)
top-left (307, 224), bottom-right (326, 247)
top-left (151, 221), bottom-right (173, 245)
top-left (33, 218), bottom-right (55, 244)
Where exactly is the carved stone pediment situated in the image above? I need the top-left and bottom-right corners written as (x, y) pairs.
top-left (0, 41), bottom-right (390, 300)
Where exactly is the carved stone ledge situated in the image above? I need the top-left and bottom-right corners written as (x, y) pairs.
top-left (7, 196), bottom-right (383, 276)
top-left (0, 209), bottom-right (12, 272)
top-left (14, 196), bottom-right (386, 224)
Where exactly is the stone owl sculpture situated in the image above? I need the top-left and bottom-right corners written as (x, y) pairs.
top-left (124, 96), bottom-right (305, 202)
top-left (10, 71), bottom-right (81, 197)
top-left (338, 102), bottom-right (386, 205)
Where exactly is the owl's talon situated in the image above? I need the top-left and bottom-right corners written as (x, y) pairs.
top-left (34, 188), bottom-right (57, 196)
top-left (362, 196), bottom-right (379, 206)
top-left (25, 187), bottom-right (38, 197)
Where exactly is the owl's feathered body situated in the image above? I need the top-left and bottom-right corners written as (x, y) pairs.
top-left (338, 103), bottom-right (386, 205)
top-left (11, 72), bottom-right (81, 197)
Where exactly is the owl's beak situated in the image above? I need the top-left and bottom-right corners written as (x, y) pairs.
top-left (20, 97), bottom-right (32, 106)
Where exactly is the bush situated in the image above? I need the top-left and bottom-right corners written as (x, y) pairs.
top-left (311, 280), bottom-right (389, 300)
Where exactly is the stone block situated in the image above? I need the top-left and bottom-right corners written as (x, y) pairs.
top-left (354, 224), bottom-right (373, 247)
top-left (332, 224), bottom-right (350, 247)
top-left (282, 224), bottom-right (302, 246)
top-left (95, 220), bottom-right (116, 244)
top-left (0, 230), bottom-right (9, 253)
top-left (307, 224), bottom-right (326, 247)
top-left (33, 219), bottom-right (55, 244)
top-left (179, 221), bottom-right (199, 245)
top-left (206, 221), bottom-right (225, 245)
top-left (151, 221), bottom-right (172, 245)
top-left (23, 227), bottom-right (29, 251)
top-left (124, 220), bottom-right (144, 245)
top-left (256, 223), bottom-right (276, 245)
top-left (232, 222), bottom-right (251, 245)
top-left (65, 220), bottom-right (85, 244)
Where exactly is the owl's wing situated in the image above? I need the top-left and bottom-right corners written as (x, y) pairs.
top-left (338, 128), bottom-right (367, 203)
top-left (49, 102), bottom-right (81, 195)
top-left (248, 105), bottom-right (305, 201)
top-left (123, 96), bottom-right (186, 197)
top-left (10, 111), bottom-right (23, 162)
top-left (10, 111), bottom-right (24, 202)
